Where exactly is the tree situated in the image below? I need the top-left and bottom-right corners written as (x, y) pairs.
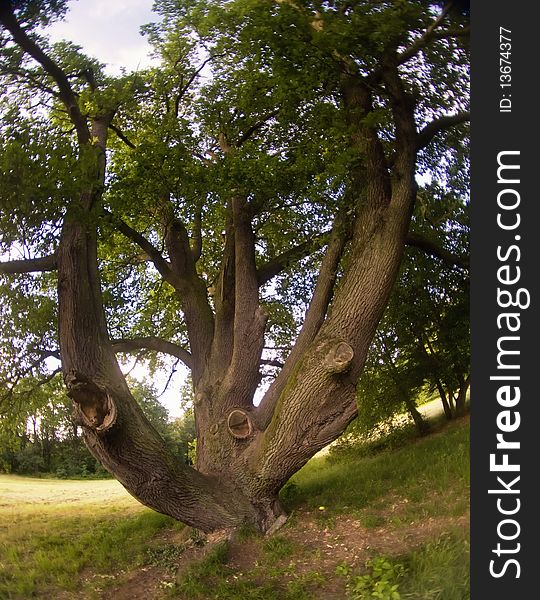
top-left (354, 184), bottom-right (469, 434)
top-left (350, 186), bottom-right (470, 435)
top-left (0, 1), bottom-right (469, 533)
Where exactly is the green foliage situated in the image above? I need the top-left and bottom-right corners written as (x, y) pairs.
top-left (163, 378), bottom-right (197, 464)
top-left (0, 373), bottom-right (195, 478)
top-left (338, 556), bottom-right (406, 600)
top-left (350, 185), bottom-right (469, 437)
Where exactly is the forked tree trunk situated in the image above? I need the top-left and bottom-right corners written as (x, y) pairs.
top-left (1, 0), bottom-right (470, 537)
top-left (52, 70), bottom-right (421, 533)
top-left (55, 165), bottom-right (416, 533)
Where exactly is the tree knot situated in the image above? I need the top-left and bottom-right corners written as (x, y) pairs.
top-left (323, 341), bottom-right (354, 374)
top-left (227, 408), bottom-right (253, 440)
top-left (65, 370), bottom-right (117, 433)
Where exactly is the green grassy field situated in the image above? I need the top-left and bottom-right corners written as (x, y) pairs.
top-left (0, 418), bottom-right (469, 599)
top-left (0, 477), bottom-right (179, 598)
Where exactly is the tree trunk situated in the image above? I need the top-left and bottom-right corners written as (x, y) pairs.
top-left (403, 396), bottom-right (430, 436)
top-left (55, 173), bottom-right (416, 533)
top-left (454, 375), bottom-right (470, 417)
top-left (436, 380), bottom-right (454, 420)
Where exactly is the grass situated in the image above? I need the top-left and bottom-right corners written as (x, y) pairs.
top-left (400, 528), bottom-right (470, 600)
top-left (0, 417), bottom-right (470, 599)
top-left (285, 418), bottom-right (470, 523)
top-left (0, 477), bottom-right (179, 598)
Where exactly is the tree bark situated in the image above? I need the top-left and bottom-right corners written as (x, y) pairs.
top-left (436, 380), bottom-right (454, 420)
top-left (454, 375), bottom-right (470, 417)
top-left (0, 2), bottom-right (469, 535)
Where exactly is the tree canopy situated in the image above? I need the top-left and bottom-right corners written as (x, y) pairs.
top-left (0, 0), bottom-right (469, 533)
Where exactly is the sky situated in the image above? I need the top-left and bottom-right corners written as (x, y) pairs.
top-left (47, 1), bottom-right (188, 420)
top-left (47, 0), bottom-right (158, 73)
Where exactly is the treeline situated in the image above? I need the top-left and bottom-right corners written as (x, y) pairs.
top-left (0, 377), bottom-right (195, 478)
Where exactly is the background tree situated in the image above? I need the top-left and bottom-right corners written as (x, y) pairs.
top-left (354, 184), bottom-right (469, 437)
top-left (0, 374), bottom-right (188, 477)
top-left (0, 0), bottom-right (469, 533)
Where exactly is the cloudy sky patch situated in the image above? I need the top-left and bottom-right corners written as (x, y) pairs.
top-left (47, 0), bottom-right (158, 73)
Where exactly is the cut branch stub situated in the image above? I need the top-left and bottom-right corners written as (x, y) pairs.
top-left (227, 409), bottom-right (253, 439)
top-left (323, 341), bottom-right (354, 374)
top-left (65, 371), bottom-right (117, 433)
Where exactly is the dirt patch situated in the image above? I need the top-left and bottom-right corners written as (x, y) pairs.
top-left (95, 528), bottom-right (229, 600)
top-left (99, 565), bottom-right (169, 600)
top-left (286, 507), bottom-right (469, 567)
top-left (226, 537), bottom-right (261, 572)
top-left (100, 503), bottom-right (468, 600)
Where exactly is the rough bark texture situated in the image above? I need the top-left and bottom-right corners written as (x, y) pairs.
top-left (0, 2), bottom-right (469, 534)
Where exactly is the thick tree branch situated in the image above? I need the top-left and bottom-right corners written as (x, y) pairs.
top-left (406, 232), bottom-right (469, 269)
top-left (260, 358), bottom-right (284, 369)
top-left (210, 221), bottom-right (236, 376)
top-left (381, 61), bottom-right (417, 163)
top-left (257, 233), bottom-right (329, 286)
top-left (0, 2), bottom-right (90, 144)
top-left (0, 253), bottom-right (58, 274)
top-left (161, 206), bottom-right (215, 379)
top-left (257, 212), bottom-right (351, 428)
top-left (111, 337), bottom-right (193, 370)
top-left (217, 196), bottom-right (266, 408)
top-left (105, 208), bottom-right (213, 378)
top-left (416, 111), bottom-right (470, 150)
top-left (102, 209), bottom-right (180, 288)
top-left (163, 211), bottom-right (198, 280)
top-left (342, 77), bottom-right (391, 203)
top-left (108, 123), bottom-right (136, 149)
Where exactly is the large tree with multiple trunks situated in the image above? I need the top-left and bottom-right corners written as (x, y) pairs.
top-left (0, 0), bottom-right (469, 533)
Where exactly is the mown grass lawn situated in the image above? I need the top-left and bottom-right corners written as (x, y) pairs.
top-left (0, 477), bottom-right (179, 598)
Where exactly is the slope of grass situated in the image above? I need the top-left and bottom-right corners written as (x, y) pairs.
top-left (283, 417), bottom-right (469, 524)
